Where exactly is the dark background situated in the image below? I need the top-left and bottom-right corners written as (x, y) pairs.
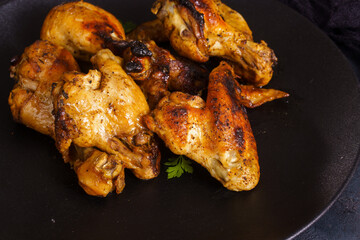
top-left (277, 0), bottom-right (360, 239)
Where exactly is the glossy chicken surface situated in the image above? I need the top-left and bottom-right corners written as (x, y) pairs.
top-left (8, 40), bottom-right (125, 197)
top-left (53, 49), bottom-right (160, 180)
top-left (40, 1), bottom-right (126, 60)
top-left (152, 0), bottom-right (277, 86)
top-left (123, 40), bottom-right (208, 109)
top-left (8, 40), bottom-right (80, 137)
top-left (144, 62), bottom-right (260, 191)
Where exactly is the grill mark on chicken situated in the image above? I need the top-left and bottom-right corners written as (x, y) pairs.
top-left (170, 107), bottom-right (187, 118)
top-left (84, 21), bottom-right (115, 36)
top-left (221, 69), bottom-right (244, 115)
top-left (54, 104), bottom-right (79, 155)
top-left (62, 90), bottom-right (69, 99)
top-left (234, 127), bottom-right (244, 149)
top-left (167, 107), bottom-right (189, 143)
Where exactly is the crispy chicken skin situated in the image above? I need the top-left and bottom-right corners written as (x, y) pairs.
top-left (53, 49), bottom-right (160, 180)
top-left (8, 40), bottom-right (80, 137)
top-left (144, 62), bottom-right (260, 191)
top-left (123, 40), bottom-right (208, 109)
top-left (152, 0), bottom-right (277, 86)
top-left (8, 40), bottom-right (125, 197)
top-left (40, 1), bottom-right (126, 60)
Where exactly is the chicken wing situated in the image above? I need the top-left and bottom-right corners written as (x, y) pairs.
top-left (8, 40), bottom-right (126, 197)
top-left (8, 40), bottom-right (80, 137)
top-left (152, 0), bottom-right (277, 86)
top-left (144, 61), bottom-right (260, 191)
top-left (237, 85), bottom-right (289, 108)
top-left (123, 40), bottom-right (208, 109)
top-left (40, 1), bottom-right (126, 60)
top-left (53, 49), bottom-right (161, 180)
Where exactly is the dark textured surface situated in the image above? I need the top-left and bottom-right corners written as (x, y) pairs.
top-left (276, 0), bottom-right (360, 239)
top-left (0, 0), bottom-right (359, 239)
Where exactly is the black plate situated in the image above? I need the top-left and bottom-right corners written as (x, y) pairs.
top-left (0, 0), bottom-right (359, 239)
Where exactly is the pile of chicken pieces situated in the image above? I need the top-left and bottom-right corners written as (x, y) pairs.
top-left (8, 0), bottom-right (288, 196)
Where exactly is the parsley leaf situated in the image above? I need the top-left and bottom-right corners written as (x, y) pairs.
top-left (164, 155), bottom-right (193, 179)
top-left (122, 21), bottom-right (137, 34)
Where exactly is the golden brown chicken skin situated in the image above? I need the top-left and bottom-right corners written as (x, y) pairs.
top-left (8, 40), bottom-right (126, 197)
top-left (152, 0), bottom-right (277, 86)
top-left (123, 40), bottom-right (208, 109)
top-left (144, 61), bottom-right (260, 191)
top-left (53, 49), bottom-right (161, 180)
top-left (8, 40), bottom-right (80, 137)
top-left (40, 1), bottom-right (126, 60)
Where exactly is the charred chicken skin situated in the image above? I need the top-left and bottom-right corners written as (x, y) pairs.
top-left (144, 61), bottom-right (260, 191)
top-left (53, 49), bottom-right (161, 180)
top-left (152, 0), bottom-right (277, 86)
top-left (123, 40), bottom-right (208, 109)
top-left (8, 40), bottom-right (126, 197)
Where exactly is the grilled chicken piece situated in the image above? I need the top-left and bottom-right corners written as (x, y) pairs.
top-left (8, 40), bottom-right (80, 137)
top-left (53, 49), bottom-right (161, 180)
top-left (123, 40), bottom-right (208, 109)
top-left (8, 40), bottom-right (125, 196)
top-left (152, 0), bottom-right (277, 86)
top-left (144, 62), bottom-right (260, 191)
top-left (40, 1), bottom-right (126, 60)
top-left (127, 19), bottom-right (168, 42)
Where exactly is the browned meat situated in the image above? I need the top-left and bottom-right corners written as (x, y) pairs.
top-left (144, 62), bottom-right (260, 191)
top-left (52, 49), bottom-right (161, 180)
top-left (152, 0), bottom-right (277, 86)
top-left (8, 40), bottom-right (126, 197)
top-left (123, 40), bottom-right (208, 108)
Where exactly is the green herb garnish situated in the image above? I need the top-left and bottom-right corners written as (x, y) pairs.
top-left (164, 155), bottom-right (193, 179)
top-left (122, 21), bottom-right (137, 34)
